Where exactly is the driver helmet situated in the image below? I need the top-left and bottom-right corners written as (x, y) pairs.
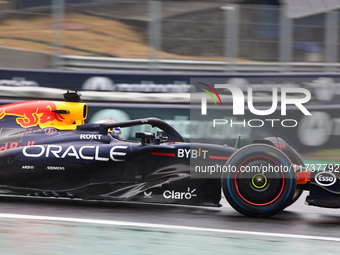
top-left (95, 119), bottom-right (123, 141)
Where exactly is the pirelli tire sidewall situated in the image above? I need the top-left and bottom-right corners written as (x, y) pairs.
top-left (221, 144), bottom-right (296, 217)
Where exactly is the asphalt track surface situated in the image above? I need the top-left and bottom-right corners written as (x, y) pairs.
top-left (0, 191), bottom-right (340, 254)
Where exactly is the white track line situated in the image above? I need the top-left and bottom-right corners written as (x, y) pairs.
top-left (0, 212), bottom-right (339, 242)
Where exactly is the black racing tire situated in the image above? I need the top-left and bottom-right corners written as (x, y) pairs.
top-left (258, 137), bottom-right (304, 207)
top-left (290, 189), bottom-right (303, 206)
top-left (286, 145), bottom-right (304, 206)
top-left (221, 144), bottom-right (296, 217)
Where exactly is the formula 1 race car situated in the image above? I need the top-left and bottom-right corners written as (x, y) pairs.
top-left (0, 92), bottom-right (334, 217)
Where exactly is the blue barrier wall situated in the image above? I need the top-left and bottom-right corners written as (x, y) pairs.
top-left (1, 69), bottom-right (340, 104)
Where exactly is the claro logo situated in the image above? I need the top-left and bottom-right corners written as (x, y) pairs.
top-left (163, 188), bottom-right (197, 200)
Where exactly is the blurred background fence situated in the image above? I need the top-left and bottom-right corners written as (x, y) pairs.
top-left (0, 0), bottom-right (340, 72)
top-left (0, 0), bottom-right (340, 160)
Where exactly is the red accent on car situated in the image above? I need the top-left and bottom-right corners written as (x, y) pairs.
top-left (209, 156), bottom-right (230, 160)
top-left (0, 101), bottom-right (64, 128)
top-left (296, 171), bottom-right (311, 185)
top-left (151, 152), bottom-right (176, 157)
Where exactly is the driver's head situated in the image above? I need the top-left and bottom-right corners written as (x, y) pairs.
top-left (95, 119), bottom-right (122, 141)
top-left (110, 127), bottom-right (123, 141)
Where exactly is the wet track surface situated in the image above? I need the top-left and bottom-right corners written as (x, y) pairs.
top-left (0, 192), bottom-right (340, 254)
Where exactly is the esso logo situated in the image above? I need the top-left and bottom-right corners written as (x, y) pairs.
top-left (315, 172), bottom-right (337, 187)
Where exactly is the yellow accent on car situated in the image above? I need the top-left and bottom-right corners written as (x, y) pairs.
top-left (52, 101), bottom-right (88, 130)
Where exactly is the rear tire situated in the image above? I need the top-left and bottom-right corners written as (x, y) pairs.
top-left (222, 144), bottom-right (296, 217)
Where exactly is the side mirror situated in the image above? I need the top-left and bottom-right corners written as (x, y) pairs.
top-left (157, 131), bottom-right (168, 139)
top-left (135, 132), bottom-right (155, 145)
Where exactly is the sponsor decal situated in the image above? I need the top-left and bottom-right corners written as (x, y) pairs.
top-left (47, 166), bottom-right (65, 171)
top-left (273, 142), bottom-right (286, 150)
top-left (44, 127), bottom-right (58, 136)
top-left (22, 165), bottom-right (35, 170)
top-left (315, 172), bottom-right (337, 187)
top-left (0, 77), bottom-right (38, 87)
top-left (0, 141), bottom-right (35, 151)
top-left (163, 187), bottom-right (197, 200)
top-left (22, 145), bottom-right (128, 162)
top-left (0, 101), bottom-right (64, 128)
top-left (177, 148), bottom-right (208, 159)
top-left (176, 148), bottom-right (228, 160)
top-left (82, 76), bottom-right (191, 93)
top-left (80, 134), bottom-right (103, 140)
top-left (143, 191), bottom-right (152, 198)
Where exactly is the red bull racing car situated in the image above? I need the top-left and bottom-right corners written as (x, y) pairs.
top-left (0, 92), bottom-right (336, 217)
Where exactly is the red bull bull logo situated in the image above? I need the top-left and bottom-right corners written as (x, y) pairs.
top-left (0, 101), bottom-right (64, 128)
top-left (296, 171), bottom-right (311, 185)
top-left (0, 141), bottom-right (35, 151)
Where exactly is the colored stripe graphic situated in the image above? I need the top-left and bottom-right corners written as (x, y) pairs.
top-left (199, 82), bottom-right (223, 106)
top-left (200, 88), bottom-right (217, 105)
top-left (209, 156), bottom-right (230, 160)
top-left (151, 152), bottom-right (176, 157)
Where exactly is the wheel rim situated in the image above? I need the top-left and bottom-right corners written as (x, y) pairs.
top-left (234, 156), bottom-right (285, 206)
top-left (252, 173), bottom-right (267, 189)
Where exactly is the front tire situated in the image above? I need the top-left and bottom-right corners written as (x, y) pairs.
top-left (222, 144), bottom-right (296, 217)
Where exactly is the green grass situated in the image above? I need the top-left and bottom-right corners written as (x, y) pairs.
top-left (301, 149), bottom-right (340, 163)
